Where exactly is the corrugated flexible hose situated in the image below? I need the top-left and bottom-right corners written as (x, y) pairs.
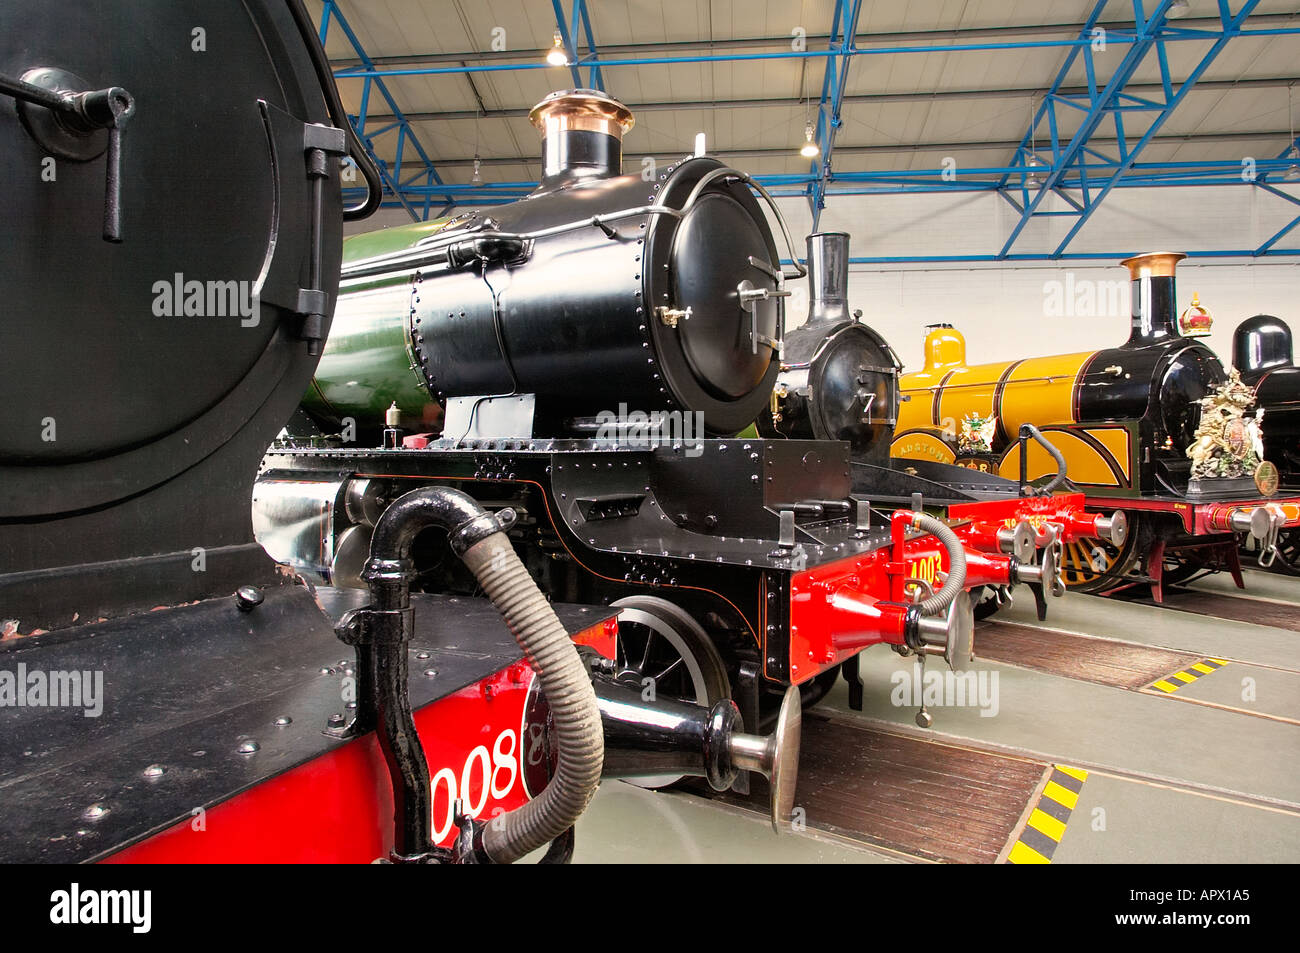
top-left (908, 512), bottom-right (967, 616)
top-left (461, 533), bottom-right (604, 864)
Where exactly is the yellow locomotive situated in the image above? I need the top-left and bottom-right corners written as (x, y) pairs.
top-left (891, 253), bottom-right (1300, 596)
top-left (892, 323), bottom-right (1142, 491)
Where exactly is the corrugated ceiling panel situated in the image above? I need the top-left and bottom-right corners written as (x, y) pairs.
top-left (322, 0), bottom-right (1300, 219)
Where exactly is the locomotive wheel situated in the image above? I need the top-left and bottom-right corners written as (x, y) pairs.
top-left (1271, 529), bottom-right (1300, 576)
top-left (1161, 552), bottom-right (1208, 587)
top-left (797, 666), bottom-right (841, 709)
top-left (972, 586), bottom-right (1003, 621)
top-left (610, 596), bottom-right (731, 789)
top-left (1058, 514), bottom-right (1141, 592)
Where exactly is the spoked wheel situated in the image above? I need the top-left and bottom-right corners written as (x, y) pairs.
top-left (1269, 528), bottom-right (1300, 576)
top-left (610, 595), bottom-right (730, 789)
top-left (1058, 513), bottom-right (1141, 592)
top-left (1161, 551), bottom-right (1208, 587)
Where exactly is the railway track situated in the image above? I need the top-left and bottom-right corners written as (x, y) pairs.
top-left (672, 570), bottom-right (1300, 863)
top-left (1117, 587), bottom-right (1300, 634)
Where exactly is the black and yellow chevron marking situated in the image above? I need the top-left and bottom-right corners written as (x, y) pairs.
top-left (1149, 657), bottom-right (1229, 694)
top-left (1006, 765), bottom-right (1088, 864)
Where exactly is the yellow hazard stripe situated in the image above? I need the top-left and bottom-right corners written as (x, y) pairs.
top-left (1027, 808), bottom-right (1067, 841)
top-left (1147, 658), bottom-right (1230, 695)
top-left (1043, 780), bottom-right (1079, 810)
top-left (1006, 765), bottom-right (1088, 864)
top-left (1007, 840), bottom-right (1052, 864)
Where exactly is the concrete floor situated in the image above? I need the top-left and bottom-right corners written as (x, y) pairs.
top-left (569, 567), bottom-right (1300, 863)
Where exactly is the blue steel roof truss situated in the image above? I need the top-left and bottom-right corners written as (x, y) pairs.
top-left (323, 0), bottom-right (1300, 259)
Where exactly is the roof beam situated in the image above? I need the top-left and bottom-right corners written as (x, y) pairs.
top-left (550, 0), bottom-right (584, 89)
top-left (332, 21), bottom-right (1300, 80)
top-left (807, 0), bottom-right (863, 229)
top-left (996, 0), bottom-right (1265, 259)
top-left (387, 129), bottom-right (1295, 170)
top-left (574, 0), bottom-right (605, 90)
top-left (1048, 0), bottom-right (1264, 256)
top-left (355, 76), bottom-right (1299, 124)
top-left (319, 0), bottom-right (453, 220)
top-left (327, 12), bottom-right (1300, 69)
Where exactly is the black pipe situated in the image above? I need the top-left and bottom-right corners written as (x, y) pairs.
top-left (1018, 423), bottom-right (1069, 496)
top-left (358, 485), bottom-right (603, 863)
top-left (357, 490), bottom-right (502, 861)
top-left (367, 486), bottom-right (498, 566)
top-left (363, 629), bottom-right (430, 859)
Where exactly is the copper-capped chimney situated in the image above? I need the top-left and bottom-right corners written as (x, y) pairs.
top-left (529, 89), bottom-right (634, 188)
top-left (1120, 251), bottom-right (1186, 348)
top-left (805, 232), bottom-right (851, 325)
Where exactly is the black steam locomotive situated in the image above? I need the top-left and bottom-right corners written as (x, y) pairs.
top-left (259, 89), bottom-right (1075, 740)
top-left (0, 3), bottom-right (811, 865)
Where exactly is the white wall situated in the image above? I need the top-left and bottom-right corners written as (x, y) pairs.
top-left (787, 256), bottom-right (1300, 374)
top-left (346, 183), bottom-right (1300, 374)
top-left (769, 185), bottom-right (1299, 373)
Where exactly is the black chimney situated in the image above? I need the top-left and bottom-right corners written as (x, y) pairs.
top-left (805, 232), bottom-right (852, 325)
top-left (529, 89), bottom-right (634, 190)
top-left (1120, 252), bottom-right (1185, 348)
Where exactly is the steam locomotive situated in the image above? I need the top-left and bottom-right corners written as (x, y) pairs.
top-left (756, 230), bottom-right (1126, 620)
top-left (1234, 314), bottom-right (1300, 572)
top-left (887, 254), bottom-right (1300, 598)
top-left (0, 2), bottom-right (808, 865)
top-left (257, 89), bottom-right (1073, 744)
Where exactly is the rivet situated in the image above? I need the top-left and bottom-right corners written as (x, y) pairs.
top-left (142, 764), bottom-right (166, 780)
top-left (274, 715), bottom-right (292, 727)
top-left (235, 585), bottom-right (264, 612)
top-left (237, 739), bottom-right (260, 755)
